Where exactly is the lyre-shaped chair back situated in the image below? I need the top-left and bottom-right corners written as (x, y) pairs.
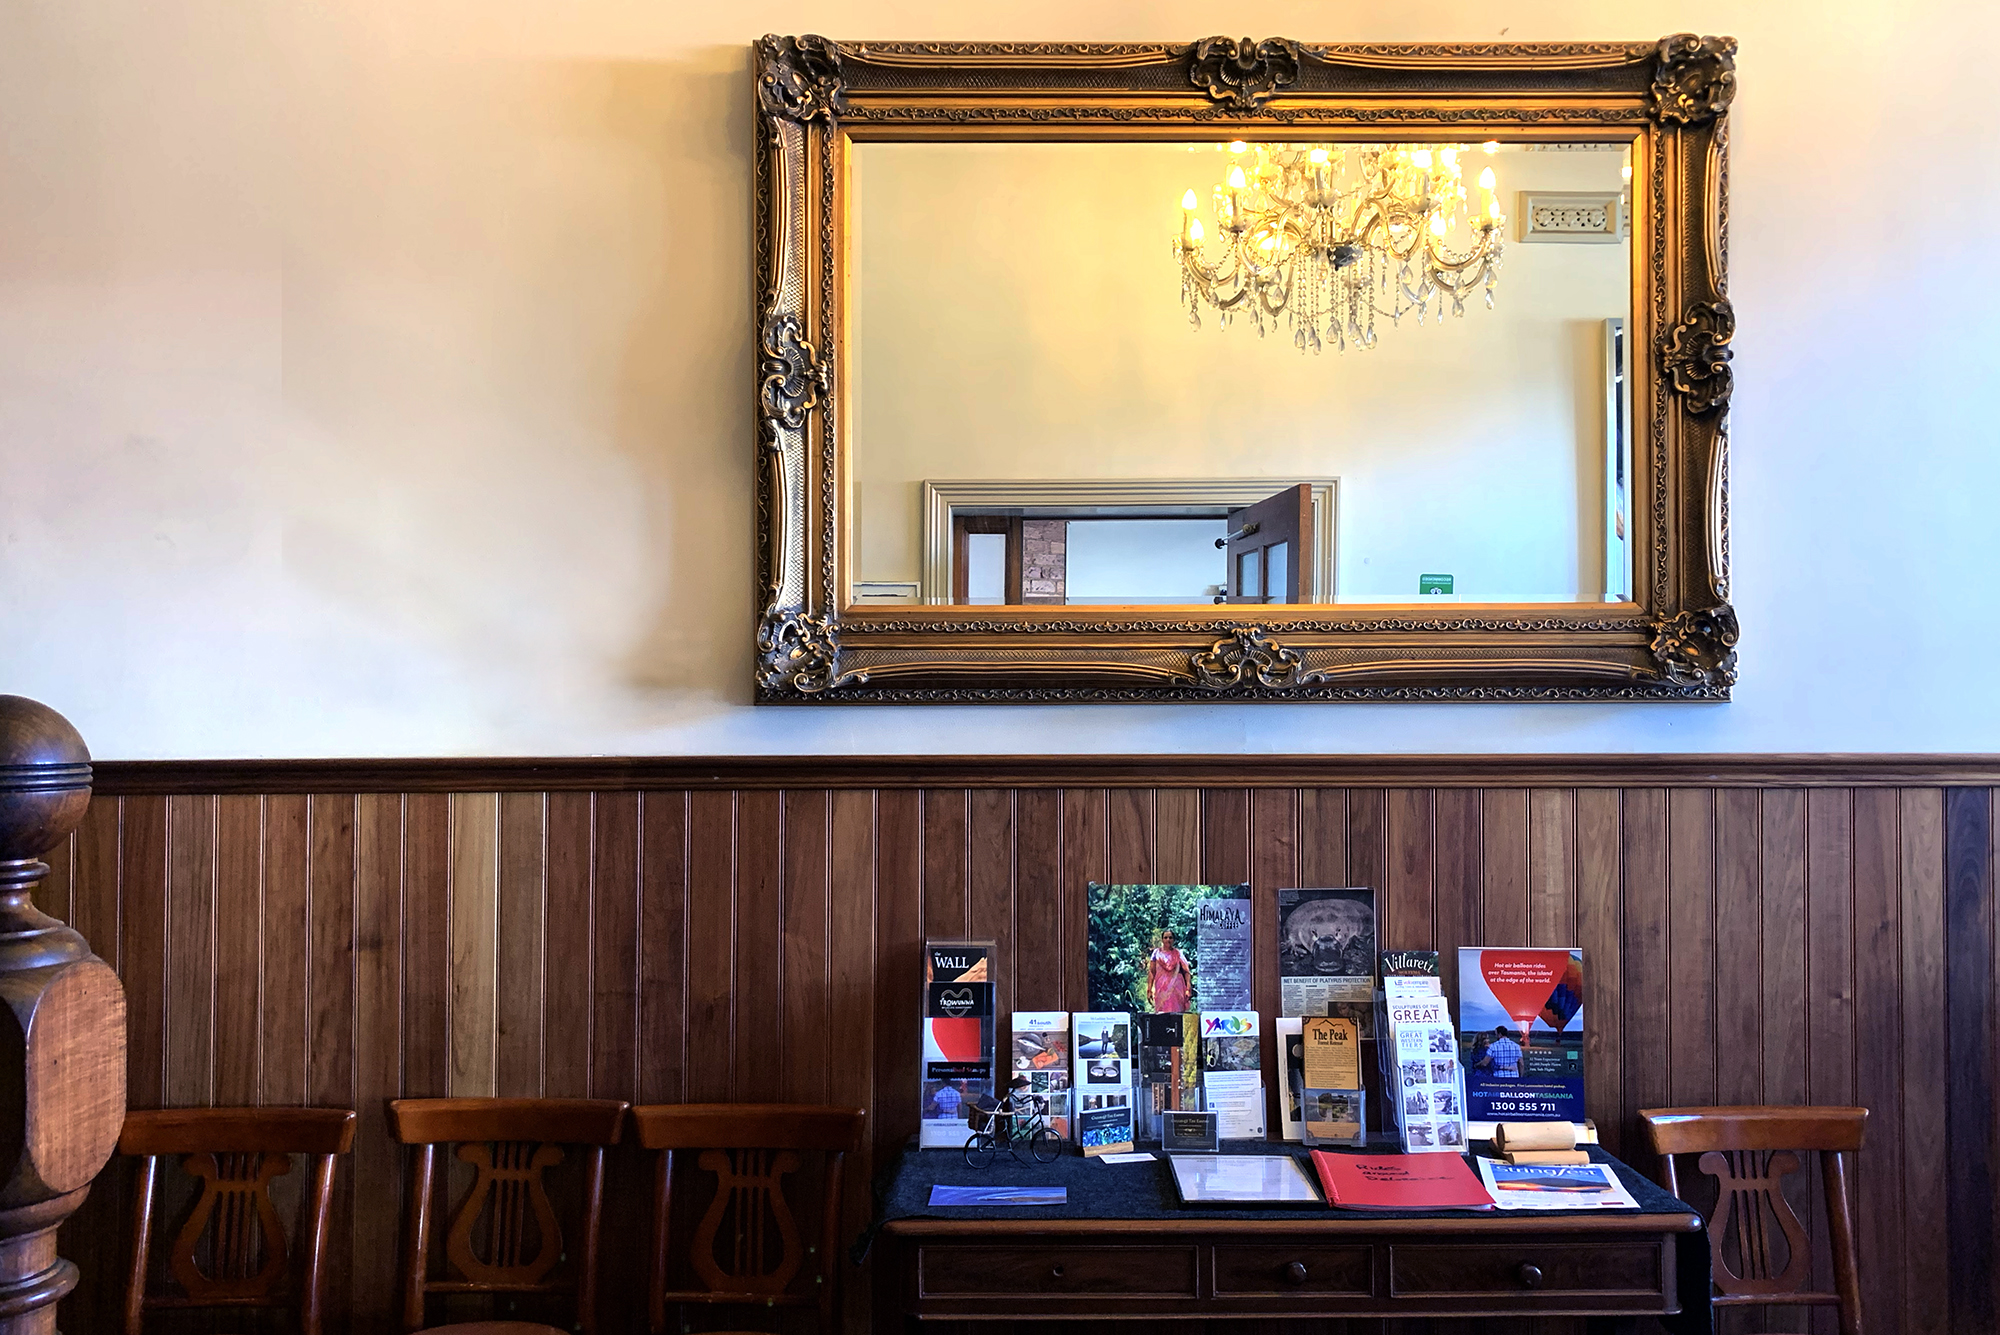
top-left (631, 1104), bottom-right (865, 1335)
top-left (389, 1097), bottom-right (628, 1334)
top-left (117, 1106), bottom-right (357, 1335)
top-left (1641, 1104), bottom-right (1866, 1335)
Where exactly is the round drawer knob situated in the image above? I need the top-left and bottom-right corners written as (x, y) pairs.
top-left (1285, 1261), bottom-right (1309, 1285)
top-left (1050, 1265), bottom-right (1065, 1279)
top-left (1517, 1262), bottom-right (1544, 1289)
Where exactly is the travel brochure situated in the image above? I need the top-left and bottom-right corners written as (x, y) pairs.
top-left (1276, 1017), bottom-right (1305, 1141)
top-left (1458, 947), bottom-right (1587, 1126)
top-left (918, 888), bottom-right (1593, 1173)
top-left (1136, 1011), bottom-right (1199, 1142)
top-left (1299, 1016), bottom-right (1365, 1147)
top-left (1475, 1157), bottom-right (1640, 1210)
top-left (1010, 1010), bottom-right (1072, 1138)
top-left (920, 940), bottom-right (996, 1150)
top-left (1377, 954), bottom-right (1468, 1153)
top-left (1198, 1011), bottom-right (1264, 1139)
top-left (1072, 1011), bottom-right (1135, 1155)
top-left (928, 1185), bottom-right (1068, 1206)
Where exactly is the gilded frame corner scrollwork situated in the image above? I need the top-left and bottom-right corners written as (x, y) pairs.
top-left (752, 33), bottom-right (1737, 704)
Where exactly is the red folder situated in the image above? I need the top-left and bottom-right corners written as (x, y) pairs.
top-left (1310, 1151), bottom-right (1495, 1210)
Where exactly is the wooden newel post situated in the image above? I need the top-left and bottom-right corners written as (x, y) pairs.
top-left (0, 697), bottom-right (126, 1333)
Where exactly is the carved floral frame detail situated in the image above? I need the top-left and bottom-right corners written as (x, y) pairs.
top-left (753, 34), bottom-right (1738, 703)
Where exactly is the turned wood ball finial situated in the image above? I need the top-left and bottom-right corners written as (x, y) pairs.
top-left (0, 695), bottom-right (127, 1334)
top-left (0, 695), bottom-right (94, 963)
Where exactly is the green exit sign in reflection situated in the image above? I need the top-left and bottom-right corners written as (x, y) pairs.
top-left (1420, 574), bottom-right (1454, 595)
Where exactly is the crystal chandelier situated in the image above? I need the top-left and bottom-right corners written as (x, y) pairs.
top-left (1175, 141), bottom-right (1506, 352)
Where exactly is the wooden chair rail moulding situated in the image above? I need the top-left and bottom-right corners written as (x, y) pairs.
top-left (82, 751), bottom-right (2000, 794)
top-left (389, 1097), bottom-right (629, 1335)
top-left (117, 1106), bottom-right (357, 1335)
top-left (632, 1104), bottom-right (865, 1335)
top-left (1641, 1105), bottom-right (1867, 1335)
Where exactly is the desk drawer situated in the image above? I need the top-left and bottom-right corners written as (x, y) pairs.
top-left (1390, 1242), bottom-right (1663, 1299)
top-left (1214, 1244), bottom-right (1373, 1296)
top-left (918, 1245), bottom-right (1199, 1299)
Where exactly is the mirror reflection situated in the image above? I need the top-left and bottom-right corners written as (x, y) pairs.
top-left (849, 139), bottom-right (1635, 608)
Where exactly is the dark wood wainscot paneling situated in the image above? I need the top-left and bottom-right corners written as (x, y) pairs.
top-left (37, 755), bottom-right (2000, 1335)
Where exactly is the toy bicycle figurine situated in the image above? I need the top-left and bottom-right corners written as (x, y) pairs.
top-left (964, 1076), bottom-right (1064, 1167)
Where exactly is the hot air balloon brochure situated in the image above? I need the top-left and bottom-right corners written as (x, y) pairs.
top-left (1073, 1011), bottom-right (1136, 1155)
top-left (1457, 947), bottom-right (1587, 1128)
top-left (1010, 1010), bottom-right (1072, 1138)
top-left (920, 939), bottom-right (996, 1149)
top-left (1277, 887), bottom-right (1378, 1035)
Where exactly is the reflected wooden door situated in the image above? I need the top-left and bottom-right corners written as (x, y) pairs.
top-left (1222, 484), bottom-right (1312, 604)
top-left (950, 516), bottom-right (1023, 604)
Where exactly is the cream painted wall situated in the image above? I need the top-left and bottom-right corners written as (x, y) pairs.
top-left (3, 0), bottom-right (1998, 757)
top-left (852, 142), bottom-right (1629, 602)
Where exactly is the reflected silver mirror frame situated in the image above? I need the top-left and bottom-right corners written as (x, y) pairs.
top-left (752, 34), bottom-right (1737, 703)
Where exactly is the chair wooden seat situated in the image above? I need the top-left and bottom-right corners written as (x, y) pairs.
top-left (390, 1097), bottom-right (629, 1334)
top-left (631, 1103), bottom-right (865, 1335)
top-left (1641, 1104), bottom-right (1867, 1335)
top-left (117, 1105), bottom-right (357, 1335)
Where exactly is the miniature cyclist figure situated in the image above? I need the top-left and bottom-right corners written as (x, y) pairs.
top-left (964, 1076), bottom-right (1065, 1167)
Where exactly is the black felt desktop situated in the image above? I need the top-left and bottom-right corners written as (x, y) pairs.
top-left (873, 1139), bottom-right (1712, 1335)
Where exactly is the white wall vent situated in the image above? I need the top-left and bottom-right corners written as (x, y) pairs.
top-left (1517, 191), bottom-right (1627, 243)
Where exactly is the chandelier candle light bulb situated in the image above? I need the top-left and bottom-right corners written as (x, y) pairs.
top-left (1175, 141), bottom-right (1504, 352)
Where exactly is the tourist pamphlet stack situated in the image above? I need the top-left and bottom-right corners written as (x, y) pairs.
top-left (1198, 1011), bottom-right (1265, 1139)
top-left (1073, 1011), bottom-right (1135, 1155)
top-left (1276, 1017), bottom-right (1305, 1141)
top-left (1137, 1011), bottom-right (1200, 1143)
top-left (1009, 1010), bottom-right (1072, 1138)
top-left (1299, 1016), bottom-right (1365, 1147)
top-left (1375, 951), bottom-right (1468, 1153)
top-left (1458, 947), bottom-right (1588, 1136)
top-left (920, 940), bottom-right (997, 1149)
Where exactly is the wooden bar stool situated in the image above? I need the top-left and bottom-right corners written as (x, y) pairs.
top-left (630, 1103), bottom-right (865, 1335)
top-left (1641, 1104), bottom-right (1867, 1335)
top-left (117, 1106), bottom-right (357, 1335)
top-left (389, 1097), bottom-right (629, 1334)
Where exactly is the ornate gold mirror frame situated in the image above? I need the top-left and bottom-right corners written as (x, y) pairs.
top-left (753, 34), bottom-right (1737, 703)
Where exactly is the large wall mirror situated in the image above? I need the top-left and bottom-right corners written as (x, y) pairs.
top-left (754, 36), bottom-right (1736, 702)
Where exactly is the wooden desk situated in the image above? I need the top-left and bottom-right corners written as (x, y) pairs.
top-left (876, 1144), bottom-right (1708, 1332)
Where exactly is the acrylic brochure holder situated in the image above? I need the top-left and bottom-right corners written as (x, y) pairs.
top-left (921, 939), bottom-right (997, 1150)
